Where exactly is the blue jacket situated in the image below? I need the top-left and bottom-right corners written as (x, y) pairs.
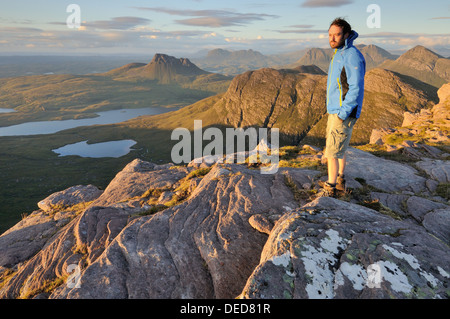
top-left (326, 31), bottom-right (366, 120)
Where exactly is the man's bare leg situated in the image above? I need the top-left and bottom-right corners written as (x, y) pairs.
top-left (328, 157), bottom-right (339, 185)
top-left (338, 154), bottom-right (347, 176)
top-left (328, 154), bottom-right (347, 184)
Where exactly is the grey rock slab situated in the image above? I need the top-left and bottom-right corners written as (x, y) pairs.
top-left (345, 148), bottom-right (427, 193)
top-left (240, 197), bottom-right (450, 299)
top-left (416, 159), bottom-right (450, 184)
top-left (50, 164), bottom-right (312, 299)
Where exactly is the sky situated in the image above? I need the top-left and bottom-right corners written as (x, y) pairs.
top-left (0, 0), bottom-right (449, 56)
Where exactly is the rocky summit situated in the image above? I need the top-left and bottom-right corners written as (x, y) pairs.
top-left (0, 117), bottom-right (449, 299)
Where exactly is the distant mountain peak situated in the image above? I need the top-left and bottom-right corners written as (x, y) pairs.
top-left (377, 44), bottom-right (450, 88)
top-left (402, 45), bottom-right (443, 59)
top-left (141, 53), bottom-right (209, 83)
top-left (150, 53), bottom-right (197, 68)
top-left (105, 53), bottom-right (211, 84)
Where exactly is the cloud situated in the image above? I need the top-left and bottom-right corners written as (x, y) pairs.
top-left (289, 24), bottom-right (315, 29)
top-left (49, 17), bottom-right (151, 31)
top-left (301, 0), bottom-right (353, 8)
top-left (176, 14), bottom-right (273, 27)
top-left (0, 17), bottom-right (34, 25)
top-left (360, 32), bottom-right (413, 38)
top-left (0, 26), bottom-right (42, 33)
top-left (276, 29), bottom-right (328, 34)
top-left (430, 17), bottom-right (450, 20)
top-left (86, 17), bottom-right (151, 30)
top-left (278, 24), bottom-right (327, 34)
top-left (134, 7), bottom-right (278, 27)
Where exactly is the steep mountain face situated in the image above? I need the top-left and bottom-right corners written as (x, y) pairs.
top-left (292, 48), bottom-right (334, 72)
top-left (381, 45), bottom-right (450, 88)
top-left (108, 53), bottom-right (209, 81)
top-left (358, 44), bottom-right (398, 69)
top-left (215, 68), bottom-right (327, 144)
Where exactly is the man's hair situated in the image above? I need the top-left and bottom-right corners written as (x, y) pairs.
top-left (329, 18), bottom-right (352, 35)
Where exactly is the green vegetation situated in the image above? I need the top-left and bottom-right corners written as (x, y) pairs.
top-left (284, 174), bottom-right (316, 206)
top-left (0, 268), bottom-right (16, 291)
top-left (166, 167), bottom-right (213, 207)
top-left (277, 145), bottom-right (324, 171)
top-left (136, 167), bottom-right (213, 217)
top-left (436, 183), bottom-right (449, 200)
top-left (186, 167), bottom-right (212, 179)
top-left (355, 144), bottom-right (419, 163)
top-left (19, 276), bottom-right (66, 299)
top-left (359, 199), bottom-right (403, 221)
top-left (137, 204), bottom-right (168, 217)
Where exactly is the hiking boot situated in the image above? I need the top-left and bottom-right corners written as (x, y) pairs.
top-left (317, 181), bottom-right (337, 198)
top-left (336, 174), bottom-right (346, 192)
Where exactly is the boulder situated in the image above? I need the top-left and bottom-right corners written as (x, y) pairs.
top-left (92, 159), bottom-right (189, 207)
top-left (369, 129), bottom-right (385, 145)
top-left (402, 112), bottom-right (420, 127)
top-left (38, 185), bottom-right (103, 213)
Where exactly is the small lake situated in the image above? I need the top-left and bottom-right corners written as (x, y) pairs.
top-left (0, 107), bottom-right (173, 137)
top-left (53, 140), bottom-right (137, 158)
top-left (0, 108), bottom-right (16, 113)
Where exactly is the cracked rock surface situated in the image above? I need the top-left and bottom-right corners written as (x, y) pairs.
top-left (240, 197), bottom-right (450, 299)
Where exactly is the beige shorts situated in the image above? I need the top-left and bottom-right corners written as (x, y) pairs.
top-left (325, 113), bottom-right (357, 159)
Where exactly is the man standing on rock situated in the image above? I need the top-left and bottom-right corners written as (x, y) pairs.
top-left (319, 18), bottom-right (366, 197)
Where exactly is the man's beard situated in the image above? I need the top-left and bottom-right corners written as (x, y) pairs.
top-left (330, 39), bottom-right (345, 49)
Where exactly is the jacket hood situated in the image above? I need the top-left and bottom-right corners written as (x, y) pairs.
top-left (342, 30), bottom-right (358, 50)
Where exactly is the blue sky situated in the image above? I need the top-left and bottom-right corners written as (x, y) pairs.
top-left (1, 0), bottom-right (449, 56)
